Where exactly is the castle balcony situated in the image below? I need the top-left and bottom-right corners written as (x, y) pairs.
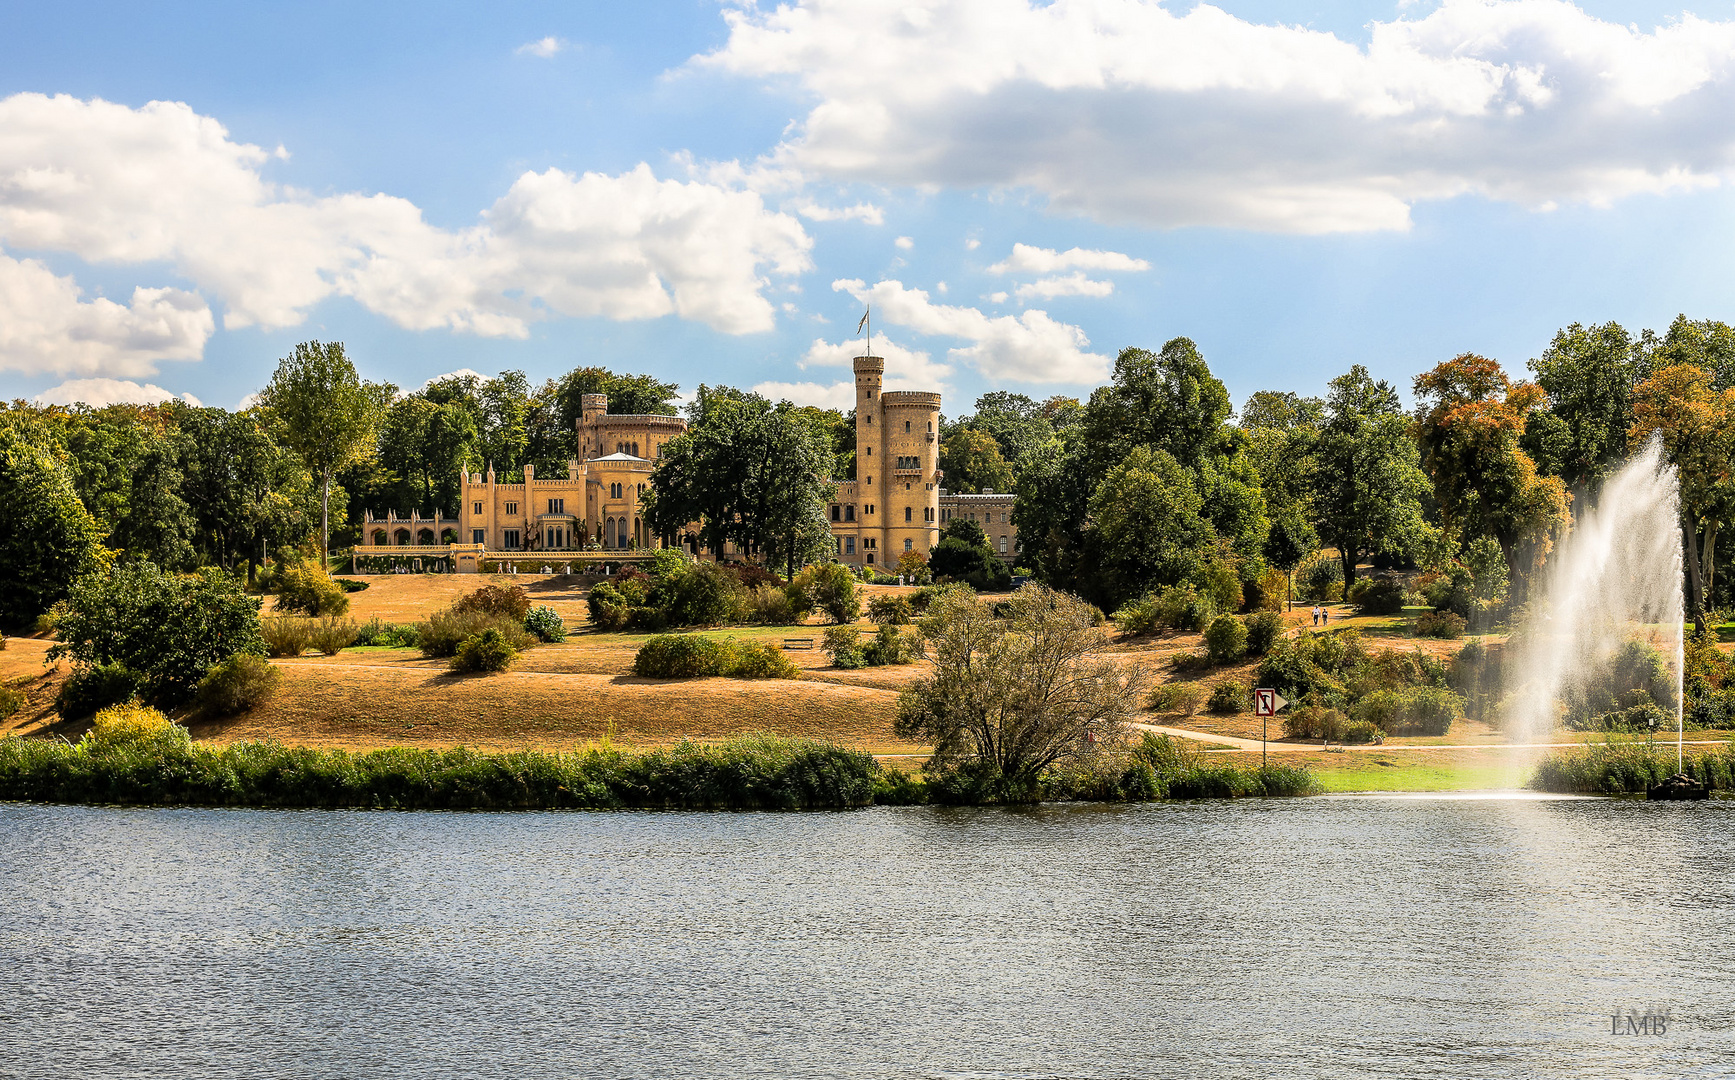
top-left (925, 431), bottom-right (936, 442)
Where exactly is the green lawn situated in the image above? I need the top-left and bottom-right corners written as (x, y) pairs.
top-left (1308, 754), bottom-right (1532, 792)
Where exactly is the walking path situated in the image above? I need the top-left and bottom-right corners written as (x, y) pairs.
top-left (1135, 723), bottom-right (1729, 754)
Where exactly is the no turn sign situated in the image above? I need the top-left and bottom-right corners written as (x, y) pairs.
top-left (1254, 688), bottom-right (1288, 718)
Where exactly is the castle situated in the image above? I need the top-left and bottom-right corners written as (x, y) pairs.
top-left (360, 356), bottom-right (1017, 570)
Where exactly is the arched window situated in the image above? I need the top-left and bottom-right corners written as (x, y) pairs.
top-left (904, 507), bottom-right (912, 522)
top-left (999, 536), bottom-right (1008, 554)
top-left (904, 539), bottom-right (913, 551)
top-left (371, 529), bottom-right (388, 546)
top-left (904, 420), bottom-right (911, 433)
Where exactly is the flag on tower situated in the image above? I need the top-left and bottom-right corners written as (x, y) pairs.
top-left (856, 308), bottom-right (869, 334)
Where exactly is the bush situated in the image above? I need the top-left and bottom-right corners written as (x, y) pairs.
top-left (193, 653), bottom-right (281, 717)
top-left (89, 702), bottom-right (178, 747)
top-left (1146, 681), bottom-right (1205, 715)
top-left (50, 564), bottom-right (266, 710)
top-left (1283, 705), bottom-right (1384, 744)
top-left (1110, 594), bottom-right (1165, 637)
top-left (823, 625), bottom-right (865, 668)
top-left (1351, 685), bottom-right (1462, 736)
top-left (665, 562), bottom-right (749, 627)
top-left (273, 560), bottom-right (351, 617)
top-left (1300, 557), bottom-right (1343, 602)
top-left (794, 563), bottom-right (861, 625)
top-left (868, 594), bottom-right (913, 625)
top-left (746, 584), bottom-right (800, 626)
top-left (56, 662), bottom-right (140, 720)
top-left (1207, 680), bottom-right (1249, 714)
top-left (523, 606), bottom-right (566, 642)
top-left (1170, 649), bottom-right (1211, 673)
top-left (1243, 611), bottom-right (1284, 656)
top-left (309, 617), bottom-right (358, 656)
top-left (631, 635), bottom-right (802, 679)
top-left (0, 682), bottom-right (25, 721)
top-left (1353, 574), bottom-right (1407, 616)
top-left (332, 577), bottom-right (370, 593)
top-left (1414, 610), bottom-right (1466, 639)
top-left (587, 581), bottom-right (633, 631)
top-left (861, 624), bottom-right (921, 666)
top-left (451, 628), bottom-right (518, 673)
top-left (420, 610), bottom-right (537, 658)
top-left (1204, 614), bottom-right (1249, 663)
top-left (352, 618), bottom-right (421, 648)
top-left (454, 584), bottom-right (531, 621)
top-left (261, 617), bottom-right (313, 658)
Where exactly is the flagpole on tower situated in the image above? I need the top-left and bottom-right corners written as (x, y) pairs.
top-left (857, 305), bottom-right (870, 357)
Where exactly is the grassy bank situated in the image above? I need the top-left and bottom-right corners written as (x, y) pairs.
top-left (1528, 740), bottom-right (1735, 795)
top-left (0, 723), bottom-right (1320, 810)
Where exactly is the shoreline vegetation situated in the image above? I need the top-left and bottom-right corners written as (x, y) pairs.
top-left (0, 707), bottom-right (1319, 811)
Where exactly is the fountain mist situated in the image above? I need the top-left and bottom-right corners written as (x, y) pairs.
top-left (1506, 437), bottom-right (1684, 765)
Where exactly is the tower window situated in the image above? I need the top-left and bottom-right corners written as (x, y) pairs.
top-left (904, 507), bottom-right (912, 522)
top-left (505, 502), bottom-right (517, 515)
top-left (845, 505), bottom-right (856, 522)
top-left (905, 539), bottom-right (914, 552)
top-left (830, 505), bottom-right (840, 522)
top-left (473, 502), bottom-right (483, 516)
top-left (904, 420), bottom-right (911, 432)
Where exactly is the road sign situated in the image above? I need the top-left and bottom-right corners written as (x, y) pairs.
top-left (1254, 688), bottom-right (1288, 718)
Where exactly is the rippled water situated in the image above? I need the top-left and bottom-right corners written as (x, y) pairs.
top-left (1, 797), bottom-right (1731, 1079)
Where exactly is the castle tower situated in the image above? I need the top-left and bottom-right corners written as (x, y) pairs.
top-left (851, 355), bottom-right (941, 567)
top-left (579, 393), bottom-right (608, 459)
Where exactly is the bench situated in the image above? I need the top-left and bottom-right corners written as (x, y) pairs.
top-left (782, 638), bottom-right (816, 651)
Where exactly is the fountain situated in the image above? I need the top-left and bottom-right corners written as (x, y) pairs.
top-left (1504, 436), bottom-right (1703, 797)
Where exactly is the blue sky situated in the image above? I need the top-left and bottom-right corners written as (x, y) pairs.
top-left (3, 0), bottom-right (1734, 417)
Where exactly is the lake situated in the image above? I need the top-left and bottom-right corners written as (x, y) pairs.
top-left (0, 796), bottom-right (1729, 1078)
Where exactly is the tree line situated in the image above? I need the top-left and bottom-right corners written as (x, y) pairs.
top-left (5, 313), bottom-right (1735, 633)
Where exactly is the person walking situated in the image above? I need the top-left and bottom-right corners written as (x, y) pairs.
top-left (1322, 605), bottom-right (1330, 625)
top-left (1311, 605), bottom-right (1320, 627)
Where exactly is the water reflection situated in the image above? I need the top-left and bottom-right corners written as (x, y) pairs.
top-left (0, 800), bottom-right (1729, 1078)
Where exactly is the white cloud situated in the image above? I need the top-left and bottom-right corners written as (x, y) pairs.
top-left (0, 94), bottom-right (813, 359)
top-left (1014, 272), bottom-right (1115, 300)
top-left (34, 377), bottom-right (202, 407)
top-left (417, 369), bottom-right (491, 394)
top-left (794, 200), bottom-right (885, 224)
top-left (702, 0), bottom-right (1735, 232)
top-left (894, 235), bottom-right (914, 249)
top-left (800, 332), bottom-right (955, 392)
top-left (832, 278), bottom-right (1106, 384)
top-left (0, 250), bottom-right (212, 376)
top-left (964, 238), bottom-right (980, 250)
top-left (988, 243), bottom-right (1149, 275)
top-left (752, 379), bottom-right (857, 409)
top-left (987, 291), bottom-right (1009, 304)
top-left (517, 37), bottom-right (566, 58)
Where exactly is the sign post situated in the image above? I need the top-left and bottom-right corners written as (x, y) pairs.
top-left (1253, 688), bottom-right (1288, 766)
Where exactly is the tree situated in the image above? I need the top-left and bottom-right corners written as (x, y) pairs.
top-left (1312, 366), bottom-right (1431, 590)
top-left (1413, 353), bottom-right (1569, 589)
top-left (644, 387), bottom-right (835, 574)
top-left (938, 428), bottom-right (1016, 493)
top-left (930, 519), bottom-right (1012, 591)
top-left (1527, 321), bottom-right (1638, 490)
top-left (1081, 339), bottom-right (1232, 472)
top-left (49, 563), bottom-right (265, 708)
top-left (1630, 363), bottom-right (1735, 621)
top-left (1084, 446), bottom-right (1212, 607)
top-left (379, 393), bottom-right (479, 514)
top-left (895, 584), bottom-right (1147, 801)
top-left (259, 342), bottom-right (386, 560)
top-left (1240, 390), bottom-right (1324, 431)
top-left (0, 427), bottom-right (105, 629)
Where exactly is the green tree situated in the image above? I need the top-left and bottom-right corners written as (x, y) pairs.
top-left (1081, 339), bottom-right (1232, 471)
top-left (939, 427), bottom-right (1016, 493)
top-left (1312, 366), bottom-right (1431, 590)
top-left (259, 341), bottom-right (387, 559)
top-left (50, 563), bottom-right (265, 707)
top-left (1527, 321), bottom-right (1638, 490)
top-left (0, 427), bottom-right (106, 629)
top-left (1085, 446), bottom-right (1212, 607)
top-left (929, 518), bottom-right (1012, 591)
top-left (1630, 363), bottom-right (1735, 621)
top-left (895, 584), bottom-right (1147, 801)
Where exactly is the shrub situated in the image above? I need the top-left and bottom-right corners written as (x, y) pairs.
top-left (454, 584), bottom-right (531, 621)
top-left (524, 606), bottom-right (566, 642)
top-left (1204, 614), bottom-right (1249, 663)
top-left (309, 618), bottom-right (359, 656)
top-left (1146, 681), bottom-right (1205, 715)
top-left (746, 584), bottom-right (800, 626)
top-left (1207, 680), bottom-right (1249, 713)
top-left (630, 635), bottom-right (801, 679)
top-left (332, 577), bottom-right (370, 593)
top-left (1414, 610), bottom-right (1466, 639)
top-left (1243, 611), bottom-right (1284, 656)
top-left (56, 662), bottom-right (140, 720)
top-left (724, 562), bottom-right (784, 590)
top-left (451, 628), bottom-right (518, 673)
top-left (1353, 574), bottom-right (1407, 616)
top-left (1282, 705), bottom-right (1384, 744)
top-left (665, 562), bottom-right (748, 627)
top-left (50, 564), bottom-right (266, 709)
top-left (794, 563), bottom-right (861, 624)
top-left (823, 625), bottom-right (865, 668)
top-left (352, 619), bottom-right (420, 648)
top-left (420, 610), bottom-right (536, 658)
top-left (1300, 557), bottom-right (1343, 602)
top-left (1256, 567), bottom-right (1290, 612)
top-left (1111, 593), bottom-right (1165, 637)
top-left (1170, 649), bottom-right (1211, 673)
top-left (273, 560), bottom-right (351, 617)
top-left (1154, 584), bottom-right (1217, 631)
top-left (587, 581), bottom-right (633, 631)
top-left (0, 682), bottom-right (24, 721)
top-left (193, 653), bottom-right (281, 717)
top-left (261, 617), bottom-right (313, 658)
top-left (868, 594), bottom-right (913, 625)
top-left (861, 624), bottom-right (921, 666)
top-left (89, 702), bottom-right (178, 747)
top-left (1530, 742), bottom-right (1735, 795)
top-left (1351, 685), bottom-right (1462, 736)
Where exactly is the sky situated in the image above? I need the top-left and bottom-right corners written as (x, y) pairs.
top-left (3, 0), bottom-right (1735, 417)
